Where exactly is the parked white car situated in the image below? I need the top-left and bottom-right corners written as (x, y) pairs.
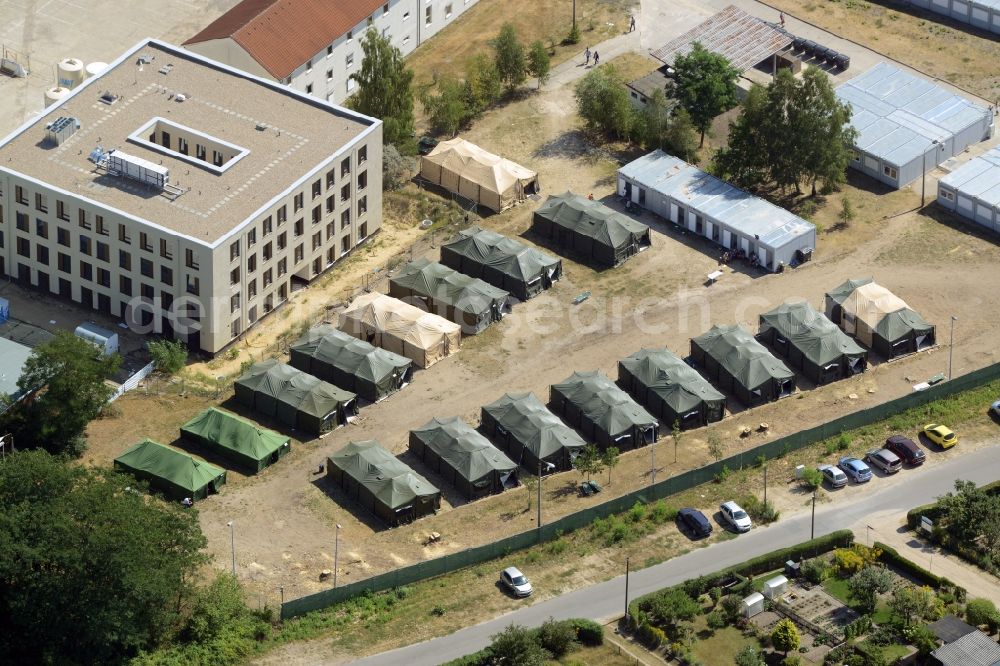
top-left (719, 501), bottom-right (752, 533)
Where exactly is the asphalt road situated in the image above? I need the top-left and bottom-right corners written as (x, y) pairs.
top-left (353, 443), bottom-right (999, 666)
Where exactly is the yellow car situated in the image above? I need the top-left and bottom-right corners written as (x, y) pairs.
top-left (923, 423), bottom-right (958, 449)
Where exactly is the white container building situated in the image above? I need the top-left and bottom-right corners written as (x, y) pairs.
top-left (937, 146), bottom-right (1000, 236)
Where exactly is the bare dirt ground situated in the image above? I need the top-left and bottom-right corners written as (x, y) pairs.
top-left (85, 56), bottom-right (1000, 606)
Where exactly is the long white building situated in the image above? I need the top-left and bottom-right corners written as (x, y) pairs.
top-left (184, 0), bottom-right (481, 106)
top-left (0, 39), bottom-right (382, 355)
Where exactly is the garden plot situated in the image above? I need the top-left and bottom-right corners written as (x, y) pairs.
top-left (782, 583), bottom-right (860, 635)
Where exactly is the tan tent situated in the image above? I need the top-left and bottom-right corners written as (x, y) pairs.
top-left (338, 293), bottom-right (461, 368)
top-left (419, 138), bottom-right (539, 212)
top-left (828, 280), bottom-right (935, 358)
top-left (839, 283), bottom-right (908, 347)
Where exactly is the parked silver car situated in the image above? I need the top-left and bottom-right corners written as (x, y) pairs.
top-left (865, 448), bottom-right (902, 474)
top-left (500, 566), bottom-right (533, 597)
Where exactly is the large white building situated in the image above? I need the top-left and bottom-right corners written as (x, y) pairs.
top-left (0, 39), bottom-right (382, 355)
top-left (184, 0), bottom-right (481, 106)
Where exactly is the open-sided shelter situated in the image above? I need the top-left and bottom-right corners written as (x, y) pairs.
top-left (419, 138), bottom-right (538, 212)
top-left (115, 438), bottom-right (226, 500)
top-left (389, 258), bottom-right (510, 334)
top-left (440, 226), bottom-right (562, 301)
top-left (690, 324), bottom-right (795, 406)
top-left (835, 62), bottom-right (993, 188)
top-left (234, 359), bottom-right (358, 435)
top-left (327, 440), bottom-right (440, 526)
top-left (550, 371), bottom-right (659, 450)
top-left (409, 417), bottom-right (518, 500)
top-left (938, 145), bottom-right (1000, 236)
top-left (824, 279), bottom-right (936, 358)
top-left (618, 348), bottom-right (725, 429)
top-left (289, 325), bottom-right (412, 403)
top-left (758, 302), bottom-right (868, 385)
top-left (338, 292), bottom-right (461, 368)
top-left (480, 393), bottom-right (585, 472)
top-left (618, 151), bottom-right (816, 270)
top-left (181, 407), bottom-right (290, 473)
top-left (532, 192), bottom-right (651, 267)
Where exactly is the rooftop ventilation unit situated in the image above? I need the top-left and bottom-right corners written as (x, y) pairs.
top-left (99, 91), bottom-right (118, 105)
top-left (158, 63), bottom-right (173, 75)
top-left (45, 116), bottom-right (80, 145)
top-left (106, 149), bottom-right (169, 190)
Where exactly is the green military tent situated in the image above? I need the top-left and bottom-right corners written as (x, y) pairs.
top-left (824, 278), bottom-right (935, 359)
top-left (480, 393), bottom-right (586, 472)
top-left (389, 258), bottom-right (511, 334)
top-left (532, 192), bottom-right (651, 267)
top-left (550, 371), bottom-right (659, 450)
top-left (289, 325), bottom-right (412, 403)
top-left (180, 407), bottom-right (291, 473)
top-left (234, 359), bottom-right (358, 436)
top-left (409, 417), bottom-right (518, 500)
top-left (758, 302), bottom-right (868, 385)
top-left (114, 438), bottom-right (226, 500)
top-left (690, 324), bottom-right (795, 407)
top-left (327, 440), bottom-right (441, 526)
top-left (440, 226), bottom-right (562, 301)
top-left (618, 348), bottom-right (725, 429)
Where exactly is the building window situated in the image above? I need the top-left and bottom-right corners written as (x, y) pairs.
top-left (341, 183), bottom-right (351, 202)
top-left (16, 211), bottom-right (28, 231)
top-left (118, 224), bottom-right (131, 244)
top-left (161, 266), bottom-right (173, 287)
top-left (359, 222), bottom-right (367, 240)
top-left (326, 69), bottom-right (333, 82)
top-left (294, 193), bottom-right (304, 212)
top-left (178, 137), bottom-right (188, 155)
top-left (312, 231), bottom-right (322, 251)
top-left (305, 83), bottom-right (313, 95)
top-left (347, 30), bottom-right (353, 41)
top-left (79, 235), bottom-right (92, 256)
top-left (80, 261), bottom-right (93, 281)
top-left (230, 241), bottom-right (240, 261)
top-left (96, 215), bottom-right (108, 236)
top-left (35, 193), bottom-right (47, 213)
top-left (294, 219), bottom-right (304, 237)
top-left (140, 232), bottom-right (152, 252)
top-left (294, 244), bottom-right (304, 263)
top-left (262, 216), bottom-right (273, 236)
top-left (326, 168), bottom-right (336, 188)
top-left (383, 2), bottom-right (389, 14)
top-left (341, 209), bottom-right (351, 229)
top-left (247, 228), bottom-right (257, 247)
top-left (941, 190), bottom-right (955, 201)
top-left (17, 237), bottom-right (31, 258)
top-left (98, 241), bottom-right (110, 262)
top-left (445, 3), bottom-right (452, 18)
top-left (247, 254), bottom-right (257, 273)
top-left (78, 209), bottom-right (90, 230)
top-left (186, 275), bottom-right (200, 296)
top-left (36, 245), bottom-right (49, 266)
top-left (118, 249), bottom-right (130, 270)
top-left (346, 53), bottom-right (354, 68)
top-left (231, 293), bottom-right (240, 313)
top-left (58, 252), bottom-right (71, 273)
top-left (403, 10), bottom-right (410, 20)
top-left (263, 242), bottom-right (272, 261)
top-left (403, 35), bottom-right (410, 45)
top-left (327, 45), bottom-right (334, 57)
top-left (119, 275), bottom-right (132, 296)
top-left (15, 185), bottom-right (27, 205)
top-left (312, 206), bottom-right (321, 224)
top-left (35, 218), bottom-right (48, 238)
top-left (56, 200), bottom-right (69, 221)
top-left (141, 258), bottom-right (154, 278)
top-left (326, 221), bottom-right (335, 240)
top-left (248, 279), bottom-right (257, 299)
top-left (185, 248), bottom-right (199, 269)
top-left (326, 195), bottom-right (335, 213)
top-left (159, 238), bottom-right (172, 260)
top-left (425, 6), bottom-right (432, 24)
top-left (883, 165), bottom-right (898, 180)
top-left (98, 268), bottom-right (111, 288)
top-left (359, 145), bottom-right (367, 164)
top-left (263, 268), bottom-right (272, 287)
top-left (141, 283), bottom-right (154, 300)
top-left (341, 157), bottom-right (351, 177)
top-left (230, 267), bottom-right (240, 285)
top-left (358, 171), bottom-right (367, 191)
top-left (851, 150), bottom-right (861, 163)
top-left (231, 320), bottom-right (241, 338)
top-left (341, 236), bottom-right (351, 254)
top-left (277, 232), bottom-right (287, 250)
top-left (306, 59), bottom-right (313, 73)
top-left (277, 258), bottom-right (287, 276)
top-left (358, 195), bottom-right (367, 215)
top-left (346, 78), bottom-right (355, 93)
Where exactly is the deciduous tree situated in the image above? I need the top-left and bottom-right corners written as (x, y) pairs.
top-left (349, 30), bottom-right (416, 151)
top-left (574, 444), bottom-right (604, 481)
top-left (147, 338), bottom-right (187, 374)
top-left (421, 75), bottom-right (470, 137)
top-left (488, 624), bottom-right (549, 665)
top-left (574, 65), bottom-right (634, 139)
top-left (602, 446), bottom-right (620, 485)
top-left (771, 618), bottom-right (801, 656)
top-left (493, 23), bottom-right (527, 92)
top-left (465, 52), bottom-right (504, 115)
top-left (646, 588), bottom-right (700, 634)
top-left (669, 42), bottom-right (740, 147)
top-left (848, 565), bottom-right (894, 614)
top-left (527, 40), bottom-right (551, 89)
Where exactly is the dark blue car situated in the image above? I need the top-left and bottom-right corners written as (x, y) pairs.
top-left (678, 507), bottom-right (712, 538)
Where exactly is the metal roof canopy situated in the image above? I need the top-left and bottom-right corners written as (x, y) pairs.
top-left (650, 5), bottom-right (792, 73)
top-left (618, 150), bottom-right (815, 250)
top-left (836, 62), bottom-right (990, 168)
top-left (940, 146), bottom-right (1000, 207)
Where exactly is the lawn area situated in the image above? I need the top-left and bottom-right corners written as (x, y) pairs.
top-left (550, 640), bottom-right (643, 665)
top-left (822, 576), bottom-right (851, 605)
top-left (880, 643), bottom-right (912, 663)
top-left (690, 621), bottom-right (759, 666)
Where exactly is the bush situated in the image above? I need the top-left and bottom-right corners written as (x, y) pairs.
top-left (637, 621), bottom-right (665, 648)
top-left (713, 465), bottom-right (732, 484)
top-left (649, 500), bottom-right (677, 524)
top-left (538, 618), bottom-right (576, 657)
top-left (838, 434), bottom-right (851, 450)
top-left (706, 610), bottom-right (727, 629)
top-left (741, 495), bottom-right (780, 524)
top-left (382, 144), bottom-right (415, 189)
top-left (565, 23), bottom-right (581, 45)
top-left (569, 618), bottom-right (603, 646)
top-left (802, 558), bottom-right (829, 584)
top-left (147, 339), bottom-right (187, 374)
top-left (834, 548), bottom-right (865, 576)
top-left (966, 598), bottom-right (999, 628)
top-left (800, 467), bottom-right (823, 490)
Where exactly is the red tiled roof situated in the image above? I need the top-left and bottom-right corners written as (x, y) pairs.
top-left (185, 0), bottom-right (385, 79)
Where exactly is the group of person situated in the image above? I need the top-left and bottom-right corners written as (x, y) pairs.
top-left (719, 248), bottom-right (760, 268)
top-left (583, 47), bottom-right (600, 67)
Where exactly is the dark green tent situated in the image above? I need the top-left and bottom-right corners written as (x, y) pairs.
top-left (234, 359), bottom-right (358, 436)
top-left (327, 440), bottom-right (441, 526)
top-left (532, 192), bottom-right (651, 267)
top-left (758, 302), bottom-right (868, 385)
top-left (389, 258), bottom-right (510, 334)
top-left (114, 438), bottom-right (226, 500)
top-left (618, 348), bottom-right (725, 429)
top-left (480, 392), bottom-right (585, 472)
top-left (690, 324), bottom-right (795, 407)
top-left (550, 371), bottom-right (659, 450)
top-left (823, 278), bottom-right (935, 359)
top-left (181, 407), bottom-right (291, 473)
top-left (289, 325), bottom-right (412, 403)
top-left (409, 417), bottom-right (518, 500)
top-left (440, 226), bottom-right (562, 301)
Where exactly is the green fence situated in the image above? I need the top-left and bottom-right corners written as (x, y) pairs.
top-left (281, 361), bottom-right (1000, 619)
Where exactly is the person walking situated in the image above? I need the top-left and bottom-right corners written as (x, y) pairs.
top-left (779, 12), bottom-right (786, 27)
top-left (584, 47), bottom-right (591, 66)
top-left (629, 14), bottom-right (636, 32)
top-left (593, 51), bottom-right (600, 66)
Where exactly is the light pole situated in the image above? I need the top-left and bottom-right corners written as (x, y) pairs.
top-left (650, 439), bottom-right (656, 487)
top-left (763, 465), bottom-right (768, 506)
top-left (334, 523), bottom-right (342, 588)
top-left (572, 0), bottom-right (577, 31)
top-left (537, 460), bottom-right (555, 530)
top-left (624, 556), bottom-right (631, 622)
top-left (921, 139), bottom-right (942, 207)
top-left (948, 316), bottom-right (958, 380)
top-left (866, 524), bottom-right (873, 548)
top-left (810, 491), bottom-right (817, 540)
top-left (227, 521), bottom-right (236, 577)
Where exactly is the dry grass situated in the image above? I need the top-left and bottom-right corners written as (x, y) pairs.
top-left (406, 0), bottom-right (638, 85)
top-left (772, 0), bottom-right (1000, 101)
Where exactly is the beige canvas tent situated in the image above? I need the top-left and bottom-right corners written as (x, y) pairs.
top-left (825, 279), bottom-right (935, 358)
top-left (338, 293), bottom-right (461, 368)
top-left (837, 283), bottom-right (908, 347)
top-left (419, 138), bottom-right (539, 213)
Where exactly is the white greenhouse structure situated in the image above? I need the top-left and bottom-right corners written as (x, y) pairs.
top-left (835, 62), bottom-right (993, 189)
top-left (617, 151), bottom-right (816, 271)
top-left (937, 145), bottom-right (1000, 236)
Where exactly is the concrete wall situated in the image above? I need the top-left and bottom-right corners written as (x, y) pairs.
top-left (183, 38), bottom-right (271, 79)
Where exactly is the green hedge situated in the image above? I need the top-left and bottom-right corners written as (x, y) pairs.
top-left (874, 541), bottom-right (966, 600)
top-left (906, 479), bottom-right (1000, 529)
top-left (629, 530), bottom-right (855, 618)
